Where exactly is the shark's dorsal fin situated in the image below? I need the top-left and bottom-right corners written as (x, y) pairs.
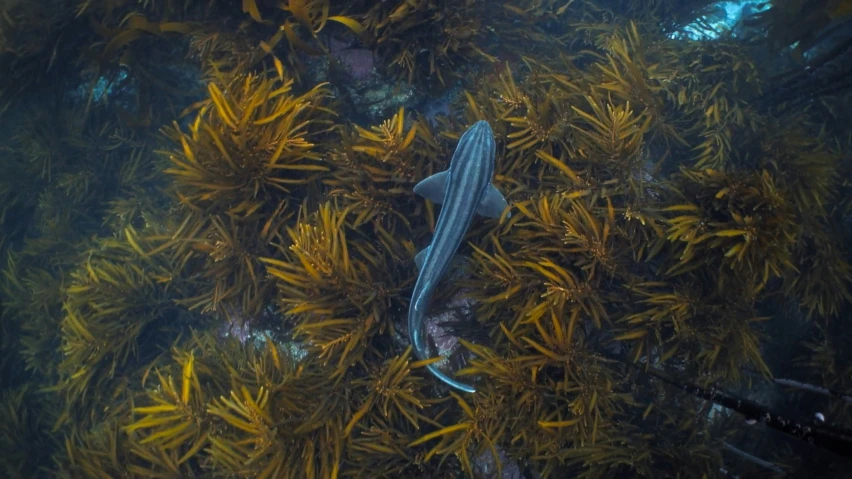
top-left (414, 246), bottom-right (431, 271)
top-left (413, 171), bottom-right (449, 204)
top-left (477, 184), bottom-right (510, 218)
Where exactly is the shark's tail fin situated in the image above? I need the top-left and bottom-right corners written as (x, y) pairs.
top-left (426, 363), bottom-right (476, 393)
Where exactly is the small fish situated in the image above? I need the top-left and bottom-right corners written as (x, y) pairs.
top-left (408, 120), bottom-right (510, 393)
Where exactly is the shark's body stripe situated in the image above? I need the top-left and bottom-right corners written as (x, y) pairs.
top-left (408, 120), bottom-right (498, 393)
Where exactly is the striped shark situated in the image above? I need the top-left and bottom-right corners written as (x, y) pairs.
top-left (408, 120), bottom-right (510, 393)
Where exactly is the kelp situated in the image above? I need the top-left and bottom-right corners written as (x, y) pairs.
top-left (261, 202), bottom-right (413, 381)
top-left (618, 280), bottom-right (772, 383)
top-left (157, 72), bottom-right (336, 318)
top-left (0, 385), bottom-right (55, 477)
top-left (204, 343), bottom-right (349, 479)
top-left (663, 167), bottom-right (799, 295)
top-left (1, 1), bottom-right (852, 478)
top-left (162, 73), bottom-right (334, 217)
top-left (359, 0), bottom-right (497, 86)
top-left (53, 226), bottom-right (202, 427)
top-left (325, 107), bottom-right (444, 229)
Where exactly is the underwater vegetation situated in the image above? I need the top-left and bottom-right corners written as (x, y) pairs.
top-left (746, 0), bottom-right (852, 108)
top-left (1, 0), bottom-right (852, 477)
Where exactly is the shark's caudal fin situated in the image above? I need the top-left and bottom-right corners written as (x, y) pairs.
top-left (414, 280), bottom-right (431, 312)
top-left (427, 363), bottom-right (476, 393)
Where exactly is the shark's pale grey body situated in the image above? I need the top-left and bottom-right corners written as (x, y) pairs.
top-left (409, 120), bottom-right (509, 393)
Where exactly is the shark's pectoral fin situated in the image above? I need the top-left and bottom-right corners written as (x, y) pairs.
top-left (414, 246), bottom-right (431, 271)
top-left (413, 171), bottom-right (449, 204)
top-left (477, 184), bottom-right (511, 218)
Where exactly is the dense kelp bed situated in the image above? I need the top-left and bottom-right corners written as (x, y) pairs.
top-left (1, 0), bottom-right (852, 477)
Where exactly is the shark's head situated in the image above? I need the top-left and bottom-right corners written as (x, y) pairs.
top-left (449, 120), bottom-right (496, 171)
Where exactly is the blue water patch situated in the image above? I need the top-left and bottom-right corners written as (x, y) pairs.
top-left (73, 69), bottom-right (129, 103)
top-left (672, 0), bottom-right (770, 40)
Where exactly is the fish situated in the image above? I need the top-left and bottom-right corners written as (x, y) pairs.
top-left (408, 120), bottom-right (510, 393)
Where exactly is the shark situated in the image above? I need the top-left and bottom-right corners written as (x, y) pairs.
top-left (408, 120), bottom-right (510, 393)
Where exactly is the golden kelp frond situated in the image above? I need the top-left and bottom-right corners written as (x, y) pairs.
top-left (463, 236), bottom-right (526, 337)
top-left (75, 0), bottom-right (200, 18)
top-left (173, 208), bottom-right (288, 318)
top-left (4, 106), bottom-right (117, 190)
top-left (184, 0), bottom-right (365, 83)
top-left (70, 6), bottom-right (205, 127)
top-left (664, 168), bottom-right (799, 294)
top-left (460, 66), bottom-right (580, 182)
top-left (463, 194), bottom-right (623, 335)
top-left (120, 331), bottom-right (338, 476)
top-left (0, 0), bottom-right (60, 59)
top-left (591, 23), bottom-right (685, 145)
top-left (156, 74), bottom-right (341, 318)
top-left (124, 350), bottom-right (209, 471)
top-left (521, 256), bottom-right (609, 330)
top-left (512, 195), bottom-right (624, 294)
top-left (568, 22), bottom-right (763, 171)
top-left (206, 362), bottom-right (348, 479)
top-left (0, 0), bottom-right (81, 112)
top-left (409, 391), bottom-right (509, 477)
top-left (510, 194), bottom-right (586, 256)
top-left (618, 280), bottom-right (772, 383)
top-left (507, 324), bottom-right (623, 442)
top-left (102, 145), bottom-right (169, 232)
top-left (455, 341), bottom-right (575, 474)
top-left (262, 202), bottom-right (411, 379)
top-left (1, 104), bottom-right (162, 249)
top-left (362, 0), bottom-right (493, 86)
top-left (325, 108), bottom-right (437, 229)
top-left (215, 334), bottom-right (301, 397)
top-left (1, 257), bottom-right (65, 377)
top-left (787, 230), bottom-right (852, 319)
top-left (57, 420), bottom-right (137, 479)
top-left (456, 341), bottom-right (540, 411)
top-left (344, 347), bottom-right (437, 438)
top-left (503, 83), bottom-right (575, 156)
top-left (352, 106), bottom-right (418, 164)
top-left (1, 0), bottom-right (851, 476)
top-left (756, 124), bottom-right (840, 219)
top-left (570, 97), bottom-right (651, 180)
top-left (263, 202), bottom-right (374, 317)
top-left (799, 326), bottom-right (852, 424)
top-left (162, 73), bottom-right (334, 217)
top-left (0, 246), bottom-right (61, 321)
top-left (88, 11), bottom-right (200, 66)
top-left (346, 416), bottom-right (422, 477)
top-left (558, 424), bottom-right (724, 478)
top-left (0, 385), bottom-right (54, 476)
top-left (55, 227), bottom-right (199, 420)
top-left (561, 195), bottom-right (619, 280)
top-left (671, 39), bottom-right (763, 169)
top-left (102, 186), bottom-right (168, 234)
top-left (451, 312), bottom-right (629, 472)
top-left (207, 386), bottom-right (291, 478)
top-left (55, 334), bottom-right (286, 477)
